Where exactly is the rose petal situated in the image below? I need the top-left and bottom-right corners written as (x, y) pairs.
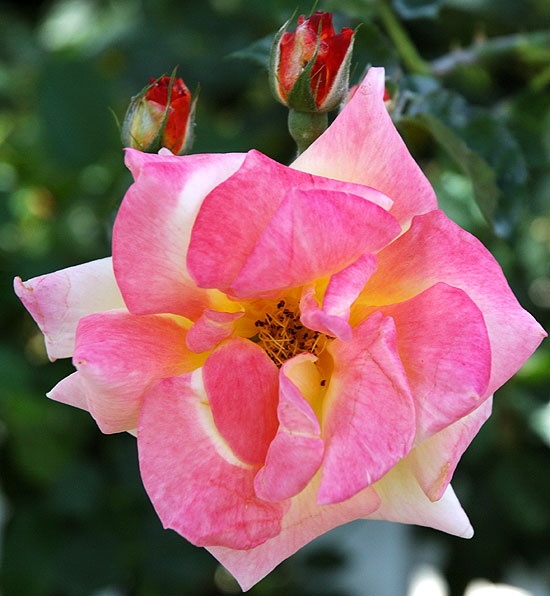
top-left (187, 149), bottom-right (393, 291)
top-left (362, 210), bottom-right (547, 395)
top-left (367, 459), bottom-right (473, 538)
top-left (356, 282), bottom-right (492, 440)
top-left (318, 311), bottom-right (416, 504)
top-left (254, 354), bottom-right (324, 501)
top-left (138, 371), bottom-right (287, 549)
top-left (203, 338), bottom-right (280, 465)
top-left (299, 284), bottom-right (352, 341)
top-left (208, 475), bottom-right (381, 591)
top-left (300, 253), bottom-right (378, 341)
top-left (47, 371), bottom-right (89, 410)
top-left (229, 188), bottom-right (400, 297)
top-left (292, 67), bottom-right (437, 225)
top-left (185, 309), bottom-right (244, 353)
top-left (14, 257), bottom-right (125, 361)
top-left (74, 310), bottom-right (202, 433)
top-left (113, 149), bottom-right (246, 319)
top-left (410, 397), bottom-right (493, 501)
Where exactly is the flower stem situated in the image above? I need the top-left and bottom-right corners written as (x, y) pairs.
top-left (376, 0), bottom-right (432, 76)
top-left (288, 110), bottom-right (328, 155)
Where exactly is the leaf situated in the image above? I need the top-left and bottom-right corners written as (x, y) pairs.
top-left (401, 112), bottom-right (499, 224)
top-left (400, 85), bottom-right (529, 233)
top-left (228, 33), bottom-right (274, 69)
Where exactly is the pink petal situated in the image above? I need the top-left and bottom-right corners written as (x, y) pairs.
top-left (138, 372), bottom-right (287, 549)
top-left (230, 188), bottom-right (400, 297)
top-left (254, 354), bottom-right (324, 501)
top-left (74, 310), bottom-right (202, 433)
top-left (363, 210), bottom-right (547, 395)
top-left (113, 149), bottom-right (246, 319)
top-left (208, 476), bottom-right (381, 591)
top-left (47, 371), bottom-right (89, 411)
top-left (410, 398), bottom-right (493, 501)
top-left (185, 309), bottom-right (244, 353)
top-left (300, 253), bottom-right (378, 340)
top-left (14, 258), bottom-right (125, 361)
top-left (203, 338), bottom-right (279, 465)
top-left (300, 284), bottom-right (352, 340)
top-left (356, 282), bottom-right (492, 441)
top-left (187, 150), bottom-right (393, 291)
top-left (292, 67), bottom-right (437, 226)
top-left (367, 460), bottom-right (473, 538)
top-left (318, 311), bottom-right (416, 504)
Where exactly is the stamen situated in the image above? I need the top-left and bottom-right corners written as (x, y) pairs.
top-left (254, 299), bottom-right (328, 366)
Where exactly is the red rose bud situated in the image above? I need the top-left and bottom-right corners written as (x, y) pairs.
top-left (270, 12), bottom-right (355, 113)
top-left (121, 74), bottom-right (195, 155)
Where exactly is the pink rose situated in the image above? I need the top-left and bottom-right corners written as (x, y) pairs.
top-left (14, 68), bottom-right (545, 590)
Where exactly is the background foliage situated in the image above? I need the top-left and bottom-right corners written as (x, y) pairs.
top-left (1, 0), bottom-right (549, 594)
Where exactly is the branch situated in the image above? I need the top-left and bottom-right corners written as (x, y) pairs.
top-left (431, 30), bottom-right (550, 76)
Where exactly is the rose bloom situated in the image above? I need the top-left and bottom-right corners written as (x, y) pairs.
top-left (15, 68), bottom-right (545, 590)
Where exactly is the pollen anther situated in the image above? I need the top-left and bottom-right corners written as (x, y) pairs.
top-left (254, 300), bottom-right (328, 366)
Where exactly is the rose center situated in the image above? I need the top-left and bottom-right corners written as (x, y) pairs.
top-left (253, 299), bottom-right (328, 367)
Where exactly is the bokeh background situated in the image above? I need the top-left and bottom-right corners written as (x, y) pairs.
top-left (1, 0), bottom-right (549, 595)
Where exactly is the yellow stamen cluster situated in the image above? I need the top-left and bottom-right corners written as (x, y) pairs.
top-left (254, 299), bottom-right (328, 366)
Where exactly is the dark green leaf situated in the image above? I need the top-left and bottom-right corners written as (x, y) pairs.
top-left (401, 111), bottom-right (499, 224)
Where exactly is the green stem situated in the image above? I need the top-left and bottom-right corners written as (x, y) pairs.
top-left (288, 110), bottom-right (328, 155)
top-left (376, 0), bottom-right (432, 76)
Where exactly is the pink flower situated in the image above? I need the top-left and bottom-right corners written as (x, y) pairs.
top-left (14, 68), bottom-right (545, 590)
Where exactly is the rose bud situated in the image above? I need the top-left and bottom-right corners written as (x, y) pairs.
top-left (121, 73), bottom-right (195, 155)
top-left (270, 11), bottom-right (355, 113)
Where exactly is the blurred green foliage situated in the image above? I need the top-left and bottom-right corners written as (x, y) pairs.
top-left (0, 0), bottom-right (549, 595)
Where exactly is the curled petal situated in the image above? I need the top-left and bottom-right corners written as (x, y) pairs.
top-left (138, 372), bottom-right (287, 549)
top-left (254, 354), bottom-right (324, 502)
top-left (114, 149), bottom-right (246, 319)
top-left (188, 149), bottom-right (393, 291)
top-left (186, 309), bottom-right (244, 353)
top-left (368, 459), bottom-right (473, 538)
top-left (362, 210), bottom-right (547, 396)
top-left (292, 67), bottom-right (437, 225)
top-left (203, 338), bottom-right (280, 465)
top-left (318, 312), bottom-right (416, 504)
top-left (300, 285), bottom-right (352, 340)
top-left (300, 253), bottom-right (378, 340)
top-left (47, 371), bottom-right (89, 411)
top-left (410, 398), bottom-right (493, 501)
top-left (74, 310), bottom-right (201, 433)
top-left (14, 258), bottom-right (125, 361)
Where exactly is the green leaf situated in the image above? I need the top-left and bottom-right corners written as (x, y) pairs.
top-left (401, 85), bottom-right (528, 233)
top-left (401, 112), bottom-right (499, 224)
top-left (229, 33), bottom-right (274, 69)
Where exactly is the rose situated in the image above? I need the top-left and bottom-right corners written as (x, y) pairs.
top-left (15, 68), bottom-right (545, 590)
top-left (121, 74), bottom-right (194, 155)
top-left (270, 11), bottom-right (355, 112)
